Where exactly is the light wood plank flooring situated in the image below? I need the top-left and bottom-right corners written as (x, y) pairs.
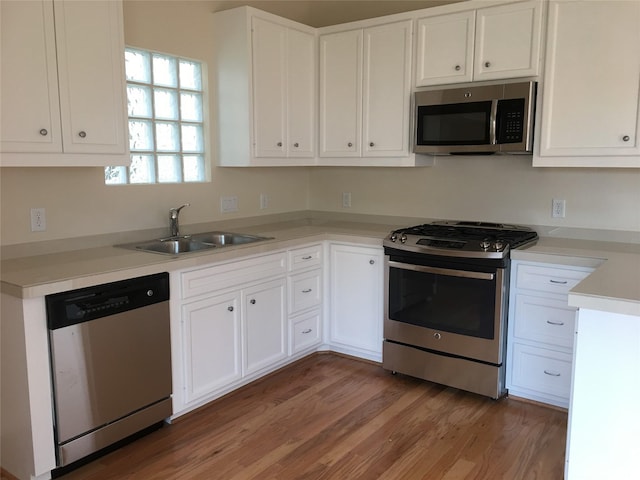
top-left (55, 353), bottom-right (567, 479)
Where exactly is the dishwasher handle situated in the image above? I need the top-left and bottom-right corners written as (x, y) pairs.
top-left (46, 272), bottom-right (170, 330)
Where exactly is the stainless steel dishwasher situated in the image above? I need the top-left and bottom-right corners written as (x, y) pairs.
top-left (46, 272), bottom-right (172, 474)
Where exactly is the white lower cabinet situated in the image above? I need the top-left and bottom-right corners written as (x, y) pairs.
top-left (243, 278), bottom-right (287, 375)
top-left (507, 260), bottom-right (594, 408)
top-left (328, 242), bottom-right (384, 361)
top-left (181, 291), bottom-right (242, 405)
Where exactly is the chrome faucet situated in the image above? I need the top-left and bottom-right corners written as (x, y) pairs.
top-left (169, 203), bottom-right (190, 237)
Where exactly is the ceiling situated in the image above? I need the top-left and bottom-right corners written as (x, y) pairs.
top-left (211, 0), bottom-right (465, 27)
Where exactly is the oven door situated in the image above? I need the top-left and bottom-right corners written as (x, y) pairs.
top-left (384, 254), bottom-right (507, 365)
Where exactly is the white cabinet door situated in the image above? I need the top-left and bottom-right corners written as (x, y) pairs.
top-left (362, 20), bottom-right (412, 157)
top-left (0, 0), bottom-right (128, 164)
top-left (329, 243), bottom-right (384, 358)
top-left (0, 0), bottom-right (62, 153)
top-left (287, 27), bottom-right (316, 158)
top-left (252, 17), bottom-right (287, 158)
top-left (319, 29), bottom-right (362, 157)
top-left (539, 0), bottom-right (640, 158)
top-left (181, 292), bottom-right (242, 404)
top-left (473, 1), bottom-right (542, 81)
top-left (53, 0), bottom-right (127, 154)
top-left (244, 278), bottom-right (287, 375)
top-left (416, 11), bottom-right (475, 87)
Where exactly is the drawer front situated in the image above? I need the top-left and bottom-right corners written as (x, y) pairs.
top-left (288, 269), bottom-right (322, 314)
top-left (513, 294), bottom-right (576, 348)
top-left (291, 310), bottom-right (321, 354)
top-left (181, 252), bottom-right (287, 299)
top-left (289, 243), bottom-right (323, 272)
top-left (510, 343), bottom-right (573, 400)
top-left (516, 264), bottom-right (592, 294)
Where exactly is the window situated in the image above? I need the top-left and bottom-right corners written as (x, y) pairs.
top-left (105, 48), bottom-right (208, 184)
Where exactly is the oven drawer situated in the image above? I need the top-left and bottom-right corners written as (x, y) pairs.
top-left (515, 264), bottom-right (592, 294)
top-left (513, 294), bottom-right (577, 349)
top-left (510, 343), bottom-right (572, 401)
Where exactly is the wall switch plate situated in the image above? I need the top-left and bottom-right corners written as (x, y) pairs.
top-left (342, 192), bottom-right (352, 208)
top-left (260, 193), bottom-right (269, 210)
top-left (552, 198), bottom-right (566, 218)
top-left (220, 195), bottom-right (239, 213)
top-left (30, 208), bottom-right (46, 231)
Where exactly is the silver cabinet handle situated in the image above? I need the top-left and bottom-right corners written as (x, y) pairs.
top-left (228, 306), bottom-right (234, 312)
top-left (78, 131), bottom-right (87, 138)
top-left (301, 255), bottom-right (313, 260)
top-left (302, 288), bottom-right (312, 293)
top-left (277, 142), bottom-right (282, 147)
top-left (369, 259), bottom-right (375, 265)
top-left (547, 320), bottom-right (565, 326)
top-left (302, 328), bottom-right (312, 334)
top-left (544, 370), bottom-right (561, 377)
top-left (369, 142), bottom-right (375, 147)
top-left (484, 61), bottom-right (491, 68)
top-left (549, 279), bottom-right (568, 284)
top-left (455, 65), bottom-right (461, 71)
top-left (294, 142), bottom-right (299, 147)
top-left (347, 142), bottom-right (353, 147)
top-left (623, 135), bottom-right (630, 142)
top-left (40, 128), bottom-right (48, 136)
top-left (250, 299), bottom-right (256, 305)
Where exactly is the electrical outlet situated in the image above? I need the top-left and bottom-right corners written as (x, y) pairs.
top-left (220, 195), bottom-right (239, 213)
top-left (342, 192), bottom-right (352, 208)
top-left (552, 198), bottom-right (566, 218)
top-left (30, 208), bottom-right (46, 232)
top-left (260, 193), bottom-right (269, 210)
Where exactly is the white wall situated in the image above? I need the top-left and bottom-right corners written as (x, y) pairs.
top-left (309, 156), bottom-right (640, 232)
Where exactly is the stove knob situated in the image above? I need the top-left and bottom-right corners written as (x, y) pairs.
top-left (480, 240), bottom-right (491, 250)
top-left (494, 240), bottom-right (505, 251)
top-left (400, 234), bottom-right (408, 244)
top-left (390, 233), bottom-right (398, 242)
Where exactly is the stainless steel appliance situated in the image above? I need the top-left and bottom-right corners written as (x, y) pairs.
top-left (414, 81), bottom-right (536, 155)
top-left (383, 221), bottom-right (537, 399)
top-left (46, 272), bottom-right (172, 475)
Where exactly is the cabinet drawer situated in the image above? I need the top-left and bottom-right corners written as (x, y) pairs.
top-left (510, 343), bottom-right (572, 400)
top-left (513, 294), bottom-right (576, 348)
top-left (288, 243), bottom-right (322, 271)
top-left (288, 269), bottom-right (322, 314)
top-left (181, 252), bottom-right (287, 299)
top-left (516, 264), bottom-right (592, 294)
top-left (291, 310), bottom-right (321, 353)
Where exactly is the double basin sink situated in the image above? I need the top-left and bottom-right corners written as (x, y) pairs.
top-left (117, 231), bottom-right (273, 255)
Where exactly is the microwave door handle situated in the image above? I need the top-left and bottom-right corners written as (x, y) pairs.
top-left (388, 261), bottom-right (495, 281)
top-left (489, 99), bottom-right (498, 145)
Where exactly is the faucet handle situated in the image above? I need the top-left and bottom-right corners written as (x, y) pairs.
top-left (169, 203), bottom-right (190, 217)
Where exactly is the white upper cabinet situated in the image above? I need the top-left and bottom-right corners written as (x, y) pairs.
top-left (319, 30), bottom-right (363, 158)
top-left (537, 0), bottom-right (640, 163)
top-left (416, 11), bottom-right (475, 86)
top-left (319, 20), bottom-right (416, 161)
top-left (0, 0), bottom-right (129, 166)
top-left (416, 1), bottom-right (543, 87)
top-left (213, 7), bottom-right (316, 166)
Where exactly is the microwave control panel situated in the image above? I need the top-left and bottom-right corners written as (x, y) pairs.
top-left (496, 99), bottom-right (525, 144)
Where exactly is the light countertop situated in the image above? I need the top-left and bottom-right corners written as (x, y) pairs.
top-left (2, 212), bottom-right (639, 317)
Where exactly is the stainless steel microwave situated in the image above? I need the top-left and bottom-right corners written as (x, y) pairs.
top-left (414, 81), bottom-right (536, 155)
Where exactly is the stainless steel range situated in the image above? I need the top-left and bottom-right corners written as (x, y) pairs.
top-left (382, 221), bottom-right (538, 399)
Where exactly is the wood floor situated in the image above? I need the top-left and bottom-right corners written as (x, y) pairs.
top-left (57, 353), bottom-right (567, 480)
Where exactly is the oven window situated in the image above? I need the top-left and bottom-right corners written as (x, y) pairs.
top-left (417, 101), bottom-right (491, 145)
top-left (388, 266), bottom-right (496, 339)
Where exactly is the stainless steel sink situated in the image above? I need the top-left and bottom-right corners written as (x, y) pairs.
top-left (116, 231), bottom-right (272, 256)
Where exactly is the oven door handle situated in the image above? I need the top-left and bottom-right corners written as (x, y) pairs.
top-left (388, 261), bottom-right (495, 281)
